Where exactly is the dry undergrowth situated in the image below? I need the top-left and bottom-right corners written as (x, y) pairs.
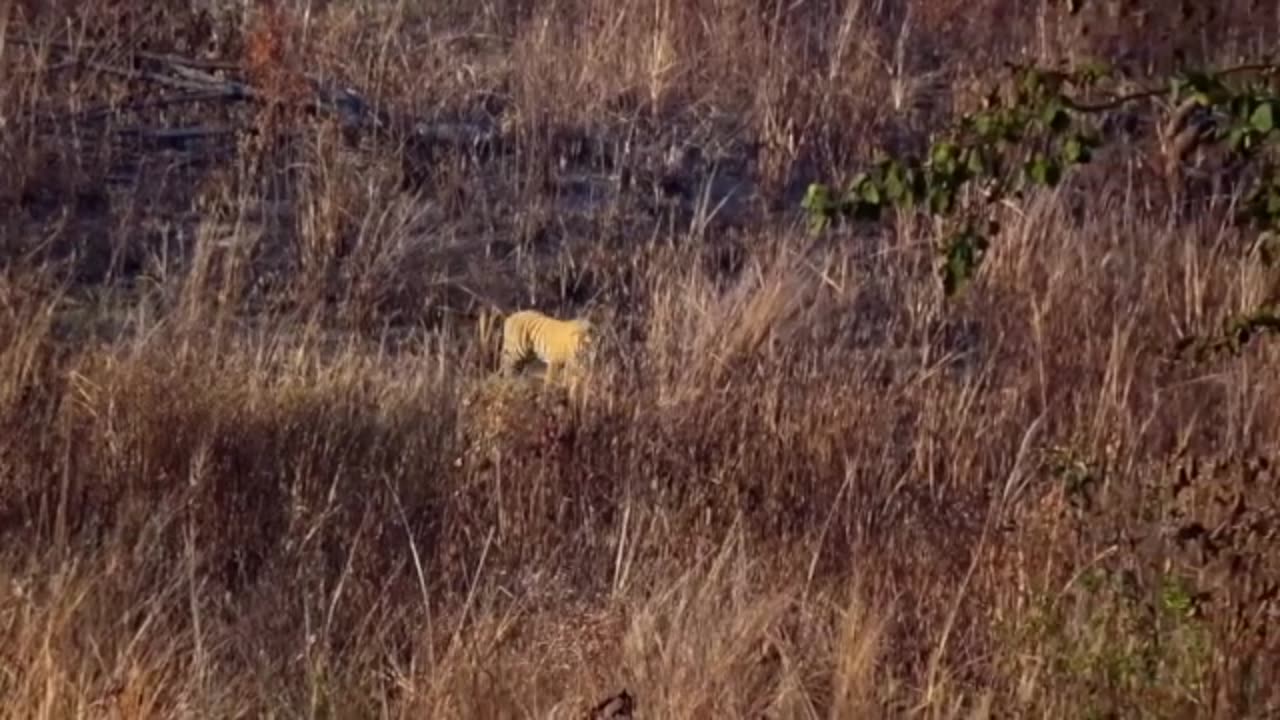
top-left (2, 1), bottom-right (1280, 718)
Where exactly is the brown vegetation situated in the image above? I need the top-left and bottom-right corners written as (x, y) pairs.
top-left (1, 0), bottom-right (1279, 717)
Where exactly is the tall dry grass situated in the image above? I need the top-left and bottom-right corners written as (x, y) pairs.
top-left (1, 0), bottom-right (1279, 718)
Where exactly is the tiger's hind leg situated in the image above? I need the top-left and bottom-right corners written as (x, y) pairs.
top-left (563, 362), bottom-right (591, 406)
top-left (543, 361), bottom-right (562, 385)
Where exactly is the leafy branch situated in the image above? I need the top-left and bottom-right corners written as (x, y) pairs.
top-left (803, 63), bottom-right (1108, 295)
top-left (803, 61), bottom-right (1280, 300)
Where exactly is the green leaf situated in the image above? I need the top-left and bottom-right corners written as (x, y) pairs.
top-left (1026, 154), bottom-right (1062, 187)
top-left (928, 186), bottom-right (955, 215)
top-left (859, 180), bottom-right (882, 205)
top-left (1267, 188), bottom-right (1280, 217)
top-left (1041, 103), bottom-right (1071, 133)
top-left (930, 141), bottom-right (960, 177)
top-left (1059, 133), bottom-right (1090, 163)
top-left (1019, 69), bottom-right (1045, 102)
top-left (1077, 58), bottom-right (1111, 83)
top-left (1001, 114), bottom-right (1026, 142)
top-left (884, 162), bottom-right (906, 203)
top-left (1227, 126), bottom-right (1251, 152)
top-left (971, 112), bottom-right (997, 139)
top-left (801, 183), bottom-right (832, 215)
top-left (1251, 101), bottom-right (1276, 133)
top-left (964, 147), bottom-right (987, 176)
top-left (846, 172), bottom-right (870, 193)
top-left (902, 167), bottom-right (924, 208)
top-left (939, 231), bottom-right (989, 297)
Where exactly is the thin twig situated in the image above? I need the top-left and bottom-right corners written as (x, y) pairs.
top-left (71, 89), bottom-right (254, 123)
top-left (1061, 62), bottom-right (1280, 113)
top-left (84, 59), bottom-right (256, 98)
top-left (115, 125), bottom-right (239, 142)
top-left (8, 35), bottom-right (242, 71)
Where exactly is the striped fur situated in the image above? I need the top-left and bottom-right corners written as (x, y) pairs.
top-left (500, 310), bottom-right (594, 382)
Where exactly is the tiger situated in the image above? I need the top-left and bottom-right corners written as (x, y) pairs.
top-left (499, 309), bottom-right (596, 384)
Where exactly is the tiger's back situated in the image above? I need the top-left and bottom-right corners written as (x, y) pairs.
top-left (500, 309), bottom-right (594, 380)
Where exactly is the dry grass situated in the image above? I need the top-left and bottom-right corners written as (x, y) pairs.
top-left (2, 1), bottom-right (1279, 717)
